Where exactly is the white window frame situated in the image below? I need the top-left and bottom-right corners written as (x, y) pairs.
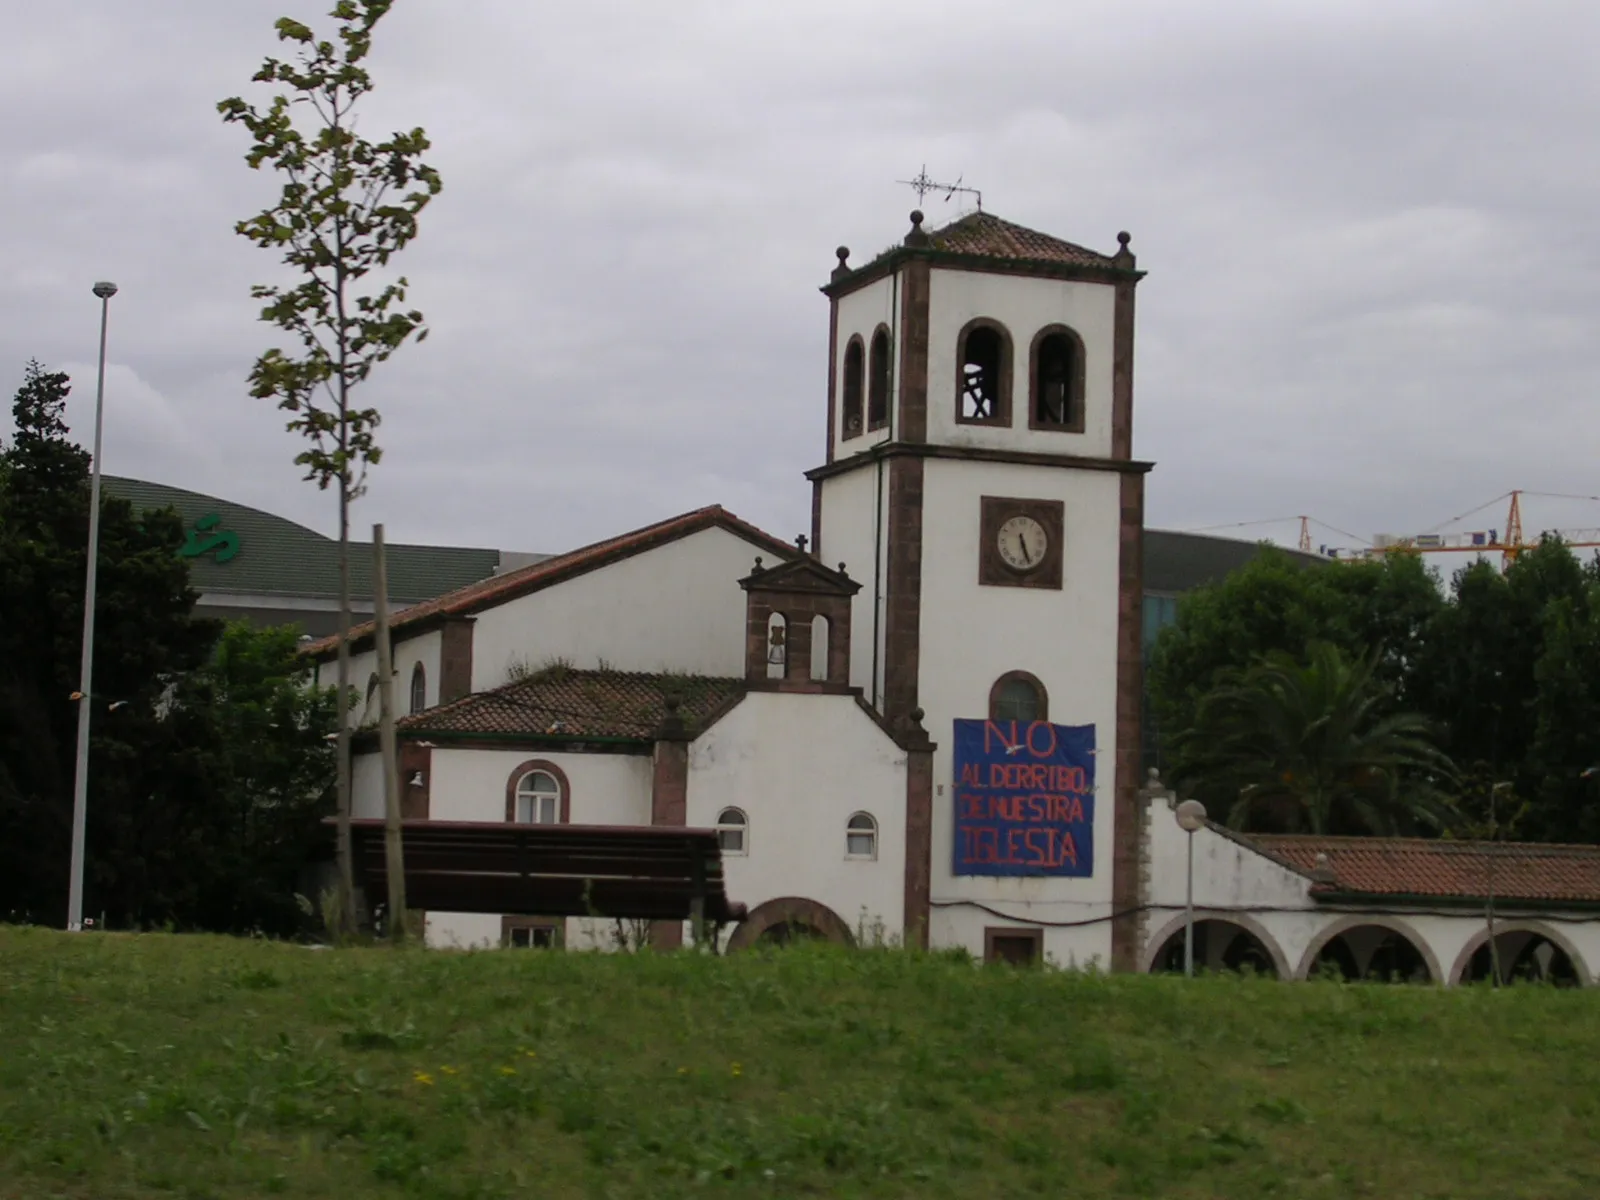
top-left (846, 811), bottom-right (877, 861)
top-left (716, 807), bottom-right (748, 856)
top-left (514, 770), bottom-right (562, 825)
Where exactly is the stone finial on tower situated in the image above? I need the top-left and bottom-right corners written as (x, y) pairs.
top-left (1112, 230), bottom-right (1135, 269)
top-left (832, 246), bottom-right (852, 281)
top-left (904, 210), bottom-right (930, 248)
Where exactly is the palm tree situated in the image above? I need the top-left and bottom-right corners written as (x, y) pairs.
top-left (1171, 643), bottom-right (1458, 835)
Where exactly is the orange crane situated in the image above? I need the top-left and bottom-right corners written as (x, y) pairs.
top-left (1360, 490), bottom-right (1600, 569)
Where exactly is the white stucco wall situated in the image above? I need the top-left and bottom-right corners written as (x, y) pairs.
top-left (814, 465), bottom-right (885, 698)
top-left (832, 273), bottom-right (898, 455)
top-left (467, 527), bottom-right (764, 690)
top-left (688, 691), bottom-right (908, 943)
top-left (919, 457), bottom-right (1124, 969)
top-left (925, 267), bottom-right (1117, 458)
top-left (419, 746), bottom-right (653, 950)
top-left (316, 627), bottom-right (441, 730)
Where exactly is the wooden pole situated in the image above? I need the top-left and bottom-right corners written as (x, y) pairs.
top-left (373, 524), bottom-right (408, 943)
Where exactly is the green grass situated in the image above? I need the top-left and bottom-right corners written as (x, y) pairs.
top-left (2, 927), bottom-right (1598, 1199)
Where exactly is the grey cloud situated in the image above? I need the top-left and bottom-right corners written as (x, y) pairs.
top-left (2, 0), bottom-right (1598, 562)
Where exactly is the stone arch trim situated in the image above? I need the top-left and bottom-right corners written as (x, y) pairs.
top-left (504, 759), bottom-right (572, 824)
top-left (840, 334), bottom-right (866, 440)
top-left (953, 316), bottom-right (1015, 427)
top-left (725, 896), bottom-right (857, 953)
top-left (1027, 323), bottom-right (1088, 433)
top-left (988, 670), bottom-right (1049, 721)
top-left (1446, 919), bottom-right (1592, 987)
top-left (1292, 914), bottom-right (1443, 983)
top-left (867, 323), bottom-right (893, 431)
top-left (1141, 909), bottom-right (1293, 979)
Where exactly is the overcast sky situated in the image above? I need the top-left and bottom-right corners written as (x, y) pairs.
top-left (4, 0), bottom-right (1598, 562)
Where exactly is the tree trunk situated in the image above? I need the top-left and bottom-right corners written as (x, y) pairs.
top-left (372, 523), bottom-right (407, 943)
top-left (335, 477), bottom-right (355, 933)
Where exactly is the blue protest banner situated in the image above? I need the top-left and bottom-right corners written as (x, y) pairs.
top-left (951, 719), bottom-right (1095, 877)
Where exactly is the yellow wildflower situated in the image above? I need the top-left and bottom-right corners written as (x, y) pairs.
top-left (498, 1066), bottom-right (517, 1076)
top-left (440, 1065), bottom-right (458, 1076)
top-left (413, 1072), bottom-right (434, 1086)
top-left (731, 1062), bottom-right (743, 1077)
top-left (524, 1050), bottom-right (537, 1059)
top-left (677, 1067), bottom-right (688, 1075)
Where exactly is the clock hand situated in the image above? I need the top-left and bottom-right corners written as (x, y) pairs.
top-left (1017, 533), bottom-right (1031, 565)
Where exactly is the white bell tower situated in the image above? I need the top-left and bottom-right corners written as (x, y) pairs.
top-left (807, 208), bottom-right (1149, 969)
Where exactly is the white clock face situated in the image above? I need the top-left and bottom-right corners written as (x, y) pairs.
top-left (997, 515), bottom-right (1048, 571)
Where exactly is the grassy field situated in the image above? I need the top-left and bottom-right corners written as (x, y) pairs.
top-left (1, 927), bottom-right (1597, 1199)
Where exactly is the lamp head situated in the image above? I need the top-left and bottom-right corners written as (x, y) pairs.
top-left (92, 281), bottom-right (118, 299)
top-left (1175, 798), bottom-right (1208, 833)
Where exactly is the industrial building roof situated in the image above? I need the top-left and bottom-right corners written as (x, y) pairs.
top-left (101, 475), bottom-right (508, 604)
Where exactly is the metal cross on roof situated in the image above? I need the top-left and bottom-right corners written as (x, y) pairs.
top-left (898, 165), bottom-right (982, 212)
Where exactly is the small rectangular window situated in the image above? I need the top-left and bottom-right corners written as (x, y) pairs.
top-left (984, 927), bottom-right (1043, 966)
top-left (507, 921), bottom-right (560, 949)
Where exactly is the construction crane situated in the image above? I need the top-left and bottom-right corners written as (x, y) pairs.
top-left (1188, 492), bottom-right (1600, 571)
top-left (1360, 490), bottom-right (1600, 569)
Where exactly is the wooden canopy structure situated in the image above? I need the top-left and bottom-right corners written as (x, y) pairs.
top-left (335, 819), bottom-right (746, 923)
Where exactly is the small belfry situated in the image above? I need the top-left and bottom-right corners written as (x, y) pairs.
top-left (740, 544), bottom-right (860, 691)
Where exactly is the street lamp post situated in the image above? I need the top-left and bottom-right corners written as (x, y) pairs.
top-left (66, 280), bottom-right (118, 932)
top-left (1175, 798), bottom-right (1208, 977)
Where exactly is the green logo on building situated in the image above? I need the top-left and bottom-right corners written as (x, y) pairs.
top-left (179, 513), bottom-right (241, 564)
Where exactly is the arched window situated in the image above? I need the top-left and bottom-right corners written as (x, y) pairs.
top-left (846, 812), bottom-right (878, 860)
top-left (408, 662), bottom-right (427, 714)
top-left (513, 769), bottom-right (563, 824)
top-left (766, 611), bottom-right (787, 680)
top-left (716, 807), bottom-right (748, 855)
top-left (956, 319), bottom-right (1012, 425)
top-left (867, 326), bottom-right (891, 430)
top-left (810, 614), bottom-right (830, 682)
top-left (989, 671), bottom-right (1048, 722)
top-left (841, 336), bottom-right (865, 439)
top-left (1030, 326), bottom-right (1085, 432)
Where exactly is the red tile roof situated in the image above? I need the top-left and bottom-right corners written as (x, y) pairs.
top-left (304, 505), bottom-right (796, 659)
top-left (398, 667), bottom-right (745, 742)
top-left (922, 211), bottom-right (1120, 269)
top-left (1250, 834), bottom-right (1600, 905)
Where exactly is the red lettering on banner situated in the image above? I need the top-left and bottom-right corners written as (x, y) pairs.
top-left (960, 763), bottom-right (982, 786)
top-left (983, 721), bottom-right (1019, 755)
top-left (1026, 721), bottom-right (1057, 758)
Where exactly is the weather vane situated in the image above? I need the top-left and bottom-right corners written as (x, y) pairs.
top-left (898, 165), bottom-right (982, 212)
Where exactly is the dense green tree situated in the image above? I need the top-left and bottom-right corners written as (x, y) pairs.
top-left (1151, 537), bottom-right (1600, 843)
top-left (1, 362), bottom-right (336, 930)
top-left (1170, 643), bottom-right (1456, 835)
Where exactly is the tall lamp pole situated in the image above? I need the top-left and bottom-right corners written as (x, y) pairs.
top-left (1175, 798), bottom-right (1208, 977)
top-left (66, 280), bottom-right (118, 932)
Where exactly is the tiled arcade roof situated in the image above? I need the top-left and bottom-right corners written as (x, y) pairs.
top-left (304, 505), bottom-right (795, 659)
top-left (922, 211), bottom-right (1119, 269)
top-left (1251, 834), bottom-right (1600, 905)
top-left (398, 668), bottom-right (745, 742)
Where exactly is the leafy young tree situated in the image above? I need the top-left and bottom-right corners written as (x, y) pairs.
top-left (1170, 642), bottom-right (1457, 836)
top-left (219, 0), bottom-right (442, 925)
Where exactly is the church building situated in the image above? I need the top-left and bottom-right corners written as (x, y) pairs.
top-left (312, 207), bottom-right (1153, 968)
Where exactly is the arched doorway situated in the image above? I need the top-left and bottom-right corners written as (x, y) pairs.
top-left (1457, 929), bottom-right (1583, 986)
top-left (724, 897), bottom-right (855, 953)
top-left (1148, 919), bottom-right (1281, 978)
top-left (1306, 924), bottom-right (1432, 983)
